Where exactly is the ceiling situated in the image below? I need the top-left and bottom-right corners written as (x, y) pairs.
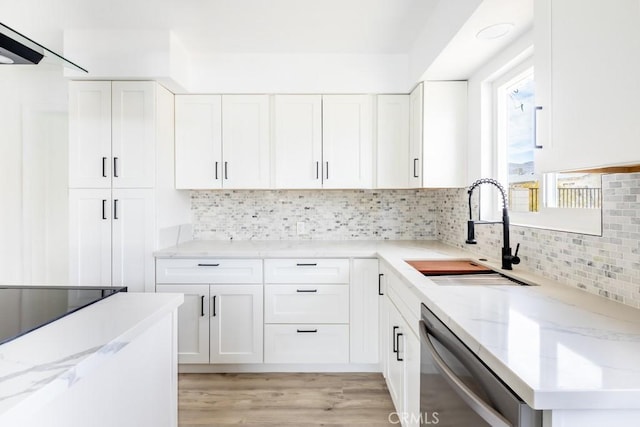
top-left (2, 0), bottom-right (533, 80)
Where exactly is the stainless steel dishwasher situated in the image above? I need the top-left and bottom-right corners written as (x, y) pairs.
top-left (419, 304), bottom-right (542, 427)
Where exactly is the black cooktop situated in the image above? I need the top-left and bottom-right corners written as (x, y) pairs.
top-left (0, 286), bottom-right (126, 345)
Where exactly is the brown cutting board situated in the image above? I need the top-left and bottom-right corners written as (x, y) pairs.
top-left (406, 260), bottom-right (492, 275)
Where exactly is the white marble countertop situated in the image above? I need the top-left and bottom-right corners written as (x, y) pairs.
top-left (155, 239), bottom-right (640, 411)
top-left (0, 292), bottom-right (183, 422)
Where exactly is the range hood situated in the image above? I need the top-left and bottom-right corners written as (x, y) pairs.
top-left (0, 22), bottom-right (87, 73)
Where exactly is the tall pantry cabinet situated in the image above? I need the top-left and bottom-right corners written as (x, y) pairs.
top-left (68, 81), bottom-right (184, 292)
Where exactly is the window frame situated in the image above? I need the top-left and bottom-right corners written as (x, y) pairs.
top-left (487, 57), bottom-right (603, 236)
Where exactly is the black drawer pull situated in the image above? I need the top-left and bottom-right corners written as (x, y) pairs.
top-left (296, 263), bottom-right (317, 267)
top-left (198, 263), bottom-right (220, 267)
top-left (396, 333), bottom-right (404, 361)
top-left (296, 289), bottom-right (318, 293)
top-left (296, 329), bottom-right (318, 333)
top-left (392, 326), bottom-right (399, 353)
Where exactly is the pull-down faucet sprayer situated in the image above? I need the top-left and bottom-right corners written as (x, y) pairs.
top-left (465, 178), bottom-right (520, 270)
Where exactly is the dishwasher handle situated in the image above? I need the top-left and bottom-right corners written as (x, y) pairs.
top-left (419, 320), bottom-right (512, 427)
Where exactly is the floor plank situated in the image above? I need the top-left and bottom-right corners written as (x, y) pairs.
top-left (178, 373), bottom-right (396, 427)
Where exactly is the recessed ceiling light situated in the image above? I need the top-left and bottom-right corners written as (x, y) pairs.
top-left (476, 23), bottom-right (514, 40)
top-left (0, 53), bottom-right (15, 64)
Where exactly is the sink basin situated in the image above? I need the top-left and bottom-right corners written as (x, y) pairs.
top-left (405, 259), bottom-right (532, 286)
top-left (405, 259), bottom-right (493, 276)
top-left (428, 273), bottom-right (527, 286)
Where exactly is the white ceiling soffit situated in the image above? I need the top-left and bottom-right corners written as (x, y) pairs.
top-left (424, 0), bottom-right (534, 80)
top-left (1, 0), bottom-right (440, 54)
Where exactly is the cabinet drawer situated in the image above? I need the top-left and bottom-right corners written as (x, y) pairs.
top-left (264, 324), bottom-right (349, 364)
top-left (264, 259), bottom-right (349, 284)
top-left (264, 284), bottom-right (349, 324)
top-left (156, 258), bottom-right (262, 284)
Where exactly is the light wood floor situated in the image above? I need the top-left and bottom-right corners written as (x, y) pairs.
top-left (178, 373), bottom-right (396, 427)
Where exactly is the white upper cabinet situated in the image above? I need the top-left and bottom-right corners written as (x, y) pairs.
top-left (69, 82), bottom-right (112, 189)
top-left (175, 95), bottom-right (270, 189)
top-left (222, 95), bottom-right (271, 189)
top-left (408, 84), bottom-right (423, 188)
top-left (69, 81), bottom-right (156, 189)
top-left (175, 95), bottom-right (223, 189)
top-left (376, 95), bottom-right (410, 189)
top-left (422, 81), bottom-right (467, 187)
top-left (534, 0), bottom-right (640, 172)
top-left (273, 95), bottom-right (323, 189)
top-left (322, 95), bottom-right (374, 189)
top-left (111, 82), bottom-right (156, 188)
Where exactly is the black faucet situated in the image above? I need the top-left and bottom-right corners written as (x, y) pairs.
top-left (465, 178), bottom-right (520, 270)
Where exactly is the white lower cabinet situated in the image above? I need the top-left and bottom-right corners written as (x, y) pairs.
top-left (264, 324), bottom-right (349, 364)
top-left (210, 284), bottom-right (263, 364)
top-left (156, 284), bottom-right (209, 364)
top-left (156, 259), bottom-right (263, 365)
top-left (350, 259), bottom-right (380, 364)
top-left (263, 258), bottom-right (351, 364)
top-left (381, 265), bottom-right (421, 427)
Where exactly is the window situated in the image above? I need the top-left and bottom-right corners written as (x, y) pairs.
top-left (489, 59), bottom-right (602, 235)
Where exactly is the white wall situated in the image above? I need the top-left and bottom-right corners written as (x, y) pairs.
top-left (0, 65), bottom-right (70, 284)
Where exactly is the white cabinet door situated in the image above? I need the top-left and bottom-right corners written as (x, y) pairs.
top-left (156, 284), bottom-right (210, 364)
top-left (376, 95), bottom-right (410, 189)
top-left (222, 95), bottom-right (271, 189)
top-left (408, 84), bottom-right (423, 188)
top-left (322, 95), bottom-right (373, 189)
top-left (535, 0), bottom-right (640, 172)
top-left (404, 328), bottom-right (421, 427)
top-left (69, 81), bottom-right (112, 189)
top-left (386, 301), bottom-right (405, 414)
top-left (175, 95), bottom-right (223, 189)
top-left (350, 259), bottom-right (380, 364)
top-left (273, 95), bottom-right (323, 189)
top-left (111, 189), bottom-right (155, 293)
top-left (68, 189), bottom-right (112, 286)
top-left (111, 82), bottom-right (156, 188)
top-left (422, 81), bottom-right (467, 188)
top-left (210, 284), bottom-right (264, 364)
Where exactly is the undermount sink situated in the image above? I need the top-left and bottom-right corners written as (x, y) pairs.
top-left (405, 259), bottom-right (531, 286)
top-left (427, 273), bottom-right (527, 286)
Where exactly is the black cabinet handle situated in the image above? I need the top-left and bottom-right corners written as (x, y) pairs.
top-left (413, 158), bottom-right (419, 178)
top-left (296, 263), bottom-right (317, 267)
top-left (224, 161), bottom-right (228, 180)
top-left (200, 295), bottom-right (205, 317)
top-left (296, 329), bottom-right (318, 333)
top-left (113, 199), bottom-right (119, 220)
top-left (396, 333), bottom-right (404, 361)
top-left (212, 295), bottom-right (217, 317)
top-left (113, 157), bottom-right (119, 178)
top-left (215, 161), bottom-right (219, 180)
top-left (102, 199), bottom-right (107, 220)
top-left (325, 161), bottom-right (329, 180)
top-left (315, 161), bottom-right (319, 180)
top-left (296, 289), bottom-right (318, 293)
top-left (102, 157), bottom-right (107, 177)
top-left (378, 273), bottom-right (384, 296)
top-left (198, 263), bottom-right (220, 267)
top-left (392, 326), bottom-right (399, 353)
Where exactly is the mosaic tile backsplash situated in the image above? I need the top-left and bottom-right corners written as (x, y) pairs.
top-left (191, 189), bottom-right (438, 241)
top-left (434, 173), bottom-right (640, 309)
top-left (191, 173), bottom-right (640, 309)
